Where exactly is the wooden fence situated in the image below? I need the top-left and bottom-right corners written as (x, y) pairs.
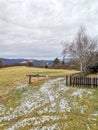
top-left (66, 76), bottom-right (98, 88)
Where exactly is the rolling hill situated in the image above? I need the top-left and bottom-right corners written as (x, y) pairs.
top-left (0, 58), bottom-right (53, 67)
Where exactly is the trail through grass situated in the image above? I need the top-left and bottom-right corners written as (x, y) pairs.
top-left (0, 78), bottom-right (98, 130)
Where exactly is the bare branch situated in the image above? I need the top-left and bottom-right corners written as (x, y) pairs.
top-left (62, 26), bottom-right (98, 73)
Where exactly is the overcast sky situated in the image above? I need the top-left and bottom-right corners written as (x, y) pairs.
top-left (0, 0), bottom-right (98, 59)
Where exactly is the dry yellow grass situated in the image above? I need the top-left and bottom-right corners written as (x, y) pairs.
top-left (0, 77), bottom-right (97, 130)
top-left (0, 66), bottom-right (78, 95)
top-left (87, 73), bottom-right (98, 78)
top-left (0, 67), bottom-right (97, 130)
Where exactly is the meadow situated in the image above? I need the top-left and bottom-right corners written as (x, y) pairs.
top-left (0, 67), bottom-right (98, 130)
top-left (0, 66), bottom-right (77, 95)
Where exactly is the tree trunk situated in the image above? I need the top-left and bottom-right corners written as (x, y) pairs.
top-left (80, 61), bottom-right (83, 76)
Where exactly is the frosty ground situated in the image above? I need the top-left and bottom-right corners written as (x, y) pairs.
top-left (0, 78), bottom-right (98, 130)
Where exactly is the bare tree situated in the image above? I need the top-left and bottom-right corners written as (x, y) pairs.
top-left (61, 40), bottom-right (71, 65)
top-left (62, 26), bottom-right (98, 74)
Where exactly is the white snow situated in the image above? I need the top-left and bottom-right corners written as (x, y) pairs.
top-left (16, 84), bottom-right (28, 90)
top-left (72, 89), bottom-right (85, 98)
top-left (72, 89), bottom-right (93, 98)
top-left (59, 99), bottom-right (71, 112)
top-left (80, 105), bottom-right (88, 114)
top-left (86, 124), bottom-right (90, 130)
top-left (0, 77), bottom-right (97, 130)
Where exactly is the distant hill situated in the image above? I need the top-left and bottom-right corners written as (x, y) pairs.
top-left (0, 58), bottom-right (27, 65)
top-left (32, 60), bottom-right (53, 67)
top-left (0, 58), bottom-right (53, 67)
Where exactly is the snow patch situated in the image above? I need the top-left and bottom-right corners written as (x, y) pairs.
top-left (59, 99), bottom-right (71, 112)
top-left (72, 89), bottom-right (93, 98)
top-left (80, 105), bottom-right (88, 114)
top-left (72, 89), bottom-right (85, 98)
top-left (7, 116), bottom-right (59, 130)
top-left (41, 124), bottom-right (57, 130)
top-left (16, 84), bottom-right (28, 90)
top-left (0, 77), bottom-right (96, 130)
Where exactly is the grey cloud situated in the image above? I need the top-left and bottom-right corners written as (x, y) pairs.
top-left (0, 0), bottom-right (98, 59)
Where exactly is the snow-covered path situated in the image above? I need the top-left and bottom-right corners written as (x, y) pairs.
top-left (0, 78), bottom-right (97, 130)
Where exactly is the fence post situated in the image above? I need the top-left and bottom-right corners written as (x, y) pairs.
top-left (90, 78), bottom-right (92, 88)
top-left (79, 77), bottom-right (80, 87)
top-left (66, 76), bottom-right (68, 86)
top-left (67, 75), bottom-right (98, 88)
top-left (93, 78), bottom-right (95, 88)
top-left (70, 76), bottom-right (72, 86)
top-left (96, 78), bottom-right (97, 88)
top-left (29, 75), bottom-right (32, 84)
top-left (76, 77), bottom-right (77, 87)
top-left (87, 78), bottom-right (89, 87)
top-left (73, 77), bottom-right (74, 87)
top-left (81, 77), bottom-right (83, 87)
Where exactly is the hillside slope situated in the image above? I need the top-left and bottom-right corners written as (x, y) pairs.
top-left (0, 78), bottom-right (97, 130)
top-left (0, 66), bottom-right (77, 95)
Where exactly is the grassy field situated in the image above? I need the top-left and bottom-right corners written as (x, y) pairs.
top-left (0, 78), bottom-right (98, 130)
top-left (0, 66), bottom-right (78, 95)
top-left (0, 66), bottom-right (97, 130)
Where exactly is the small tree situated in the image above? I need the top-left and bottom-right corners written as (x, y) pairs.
top-left (53, 58), bottom-right (60, 66)
top-left (27, 61), bottom-right (33, 67)
top-left (62, 26), bottom-right (98, 74)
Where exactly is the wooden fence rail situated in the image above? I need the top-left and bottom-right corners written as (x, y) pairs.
top-left (66, 76), bottom-right (98, 88)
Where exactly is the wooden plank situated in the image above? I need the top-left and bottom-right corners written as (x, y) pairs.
top-left (75, 77), bottom-right (77, 86)
top-left (97, 78), bottom-right (98, 88)
top-left (66, 76), bottom-right (68, 86)
top-left (27, 74), bottom-right (39, 77)
top-left (96, 78), bottom-right (97, 88)
top-left (86, 78), bottom-right (88, 87)
top-left (89, 78), bottom-right (91, 87)
top-left (29, 75), bottom-right (31, 84)
top-left (93, 78), bottom-right (95, 88)
top-left (70, 76), bottom-right (72, 86)
top-left (72, 77), bottom-right (74, 87)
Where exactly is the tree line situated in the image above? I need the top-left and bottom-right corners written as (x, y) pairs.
top-left (53, 26), bottom-right (98, 74)
top-left (0, 26), bottom-right (98, 74)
